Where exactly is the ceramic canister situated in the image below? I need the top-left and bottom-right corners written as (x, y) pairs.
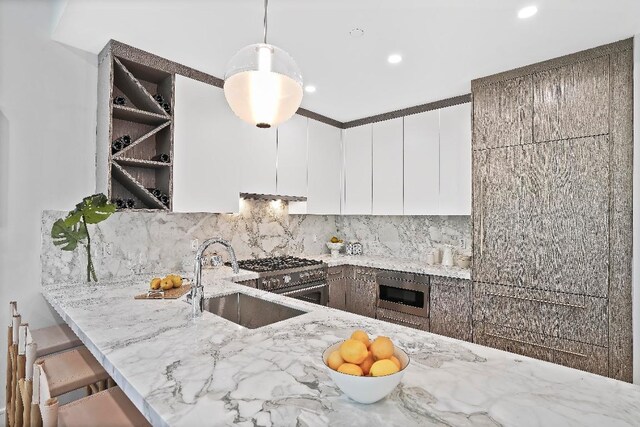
top-left (352, 242), bottom-right (363, 255)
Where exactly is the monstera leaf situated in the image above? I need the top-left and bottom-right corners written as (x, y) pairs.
top-left (50, 193), bottom-right (116, 282)
top-left (51, 217), bottom-right (88, 251)
top-left (70, 193), bottom-right (116, 224)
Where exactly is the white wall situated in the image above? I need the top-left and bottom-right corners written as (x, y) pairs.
top-left (633, 35), bottom-right (640, 385)
top-left (0, 0), bottom-right (98, 406)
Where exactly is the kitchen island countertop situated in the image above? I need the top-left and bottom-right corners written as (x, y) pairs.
top-left (42, 275), bottom-right (640, 427)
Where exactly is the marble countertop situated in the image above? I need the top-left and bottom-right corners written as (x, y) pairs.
top-left (305, 254), bottom-right (471, 280)
top-left (42, 275), bottom-right (640, 427)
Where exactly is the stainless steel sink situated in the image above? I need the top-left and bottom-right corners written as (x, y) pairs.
top-left (203, 292), bottom-right (306, 329)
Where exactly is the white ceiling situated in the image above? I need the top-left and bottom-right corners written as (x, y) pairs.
top-left (52, 0), bottom-right (640, 122)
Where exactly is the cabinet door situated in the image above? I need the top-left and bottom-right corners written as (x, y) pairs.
top-left (346, 267), bottom-right (377, 318)
top-left (277, 115), bottom-right (308, 197)
top-left (474, 136), bottom-right (609, 297)
top-left (439, 103), bottom-right (471, 215)
top-left (533, 55), bottom-right (609, 143)
top-left (173, 76), bottom-right (240, 213)
top-left (473, 76), bottom-right (533, 150)
top-left (328, 267), bottom-right (346, 310)
top-left (429, 277), bottom-right (472, 341)
top-left (343, 125), bottom-right (372, 214)
top-left (238, 122), bottom-right (277, 195)
top-left (372, 118), bottom-right (403, 215)
top-left (305, 119), bottom-right (342, 214)
top-left (403, 110), bottom-right (440, 215)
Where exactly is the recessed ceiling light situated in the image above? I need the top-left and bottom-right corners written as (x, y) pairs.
top-left (387, 54), bottom-right (402, 64)
top-left (304, 85), bottom-right (316, 93)
top-left (518, 5), bottom-right (538, 19)
top-left (349, 28), bottom-right (365, 38)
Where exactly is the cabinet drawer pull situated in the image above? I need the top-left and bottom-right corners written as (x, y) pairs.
top-left (484, 292), bottom-right (585, 309)
top-left (484, 332), bottom-right (587, 358)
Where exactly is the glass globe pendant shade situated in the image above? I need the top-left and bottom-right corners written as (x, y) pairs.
top-left (224, 43), bottom-right (303, 128)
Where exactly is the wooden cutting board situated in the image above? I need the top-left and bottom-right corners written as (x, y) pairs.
top-left (134, 284), bottom-right (191, 300)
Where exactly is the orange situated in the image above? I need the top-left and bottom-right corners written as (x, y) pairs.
top-left (359, 351), bottom-right (375, 375)
top-left (327, 351), bottom-right (344, 370)
top-left (337, 363), bottom-right (363, 376)
top-left (339, 339), bottom-right (368, 364)
top-left (370, 359), bottom-right (400, 377)
top-left (370, 336), bottom-right (394, 360)
top-left (389, 355), bottom-right (402, 370)
top-left (350, 330), bottom-right (371, 348)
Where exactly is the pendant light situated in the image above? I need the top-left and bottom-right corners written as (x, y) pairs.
top-left (224, 0), bottom-right (303, 129)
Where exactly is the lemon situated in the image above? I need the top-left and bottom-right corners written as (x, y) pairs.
top-left (350, 330), bottom-right (371, 348)
top-left (339, 339), bottom-right (368, 364)
top-left (370, 336), bottom-right (394, 360)
top-left (327, 351), bottom-right (344, 370)
top-left (337, 363), bottom-right (363, 376)
top-left (170, 275), bottom-right (183, 288)
top-left (359, 351), bottom-right (375, 376)
top-left (389, 355), bottom-right (402, 370)
top-left (370, 359), bottom-right (400, 377)
top-left (149, 278), bottom-right (161, 290)
top-left (160, 278), bottom-right (174, 290)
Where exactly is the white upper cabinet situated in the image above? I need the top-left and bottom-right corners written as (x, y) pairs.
top-left (372, 117), bottom-right (404, 215)
top-left (343, 125), bottom-right (372, 215)
top-left (238, 121), bottom-right (277, 195)
top-left (439, 103), bottom-right (471, 215)
top-left (276, 114), bottom-right (308, 197)
top-left (404, 110), bottom-right (440, 215)
top-left (304, 119), bottom-right (342, 215)
top-left (173, 76), bottom-right (240, 213)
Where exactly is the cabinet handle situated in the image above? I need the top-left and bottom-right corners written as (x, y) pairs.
top-left (484, 292), bottom-right (586, 309)
top-left (281, 284), bottom-right (328, 297)
top-left (479, 178), bottom-right (484, 258)
top-left (484, 332), bottom-right (587, 358)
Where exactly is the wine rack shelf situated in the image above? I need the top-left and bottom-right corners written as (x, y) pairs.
top-left (97, 43), bottom-right (175, 211)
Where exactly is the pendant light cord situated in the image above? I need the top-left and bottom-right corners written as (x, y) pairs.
top-left (263, 0), bottom-right (269, 44)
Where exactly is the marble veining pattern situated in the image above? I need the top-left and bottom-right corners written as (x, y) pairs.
top-left (41, 200), bottom-right (471, 284)
top-left (307, 254), bottom-right (471, 280)
top-left (42, 275), bottom-right (640, 427)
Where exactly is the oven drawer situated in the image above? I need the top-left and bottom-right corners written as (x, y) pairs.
top-left (473, 282), bottom-right (608, 346)
top-left (376, 307), bottom-right (429, 331)
top-left (474, 322), bottom-right (608, 376)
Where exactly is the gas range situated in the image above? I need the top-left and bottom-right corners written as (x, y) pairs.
top-left (233, 256), bottom-right (328, 305)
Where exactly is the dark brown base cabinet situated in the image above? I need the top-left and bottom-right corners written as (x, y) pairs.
top-left (430, 277), bottom-right (472, 341)
top-left (327, 266), bottom-right (377, 318)
top-left (471, 39), bottom-right (633, 381)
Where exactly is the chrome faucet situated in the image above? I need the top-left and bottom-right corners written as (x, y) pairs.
top-left (190, 238), bottom-right (239, 318)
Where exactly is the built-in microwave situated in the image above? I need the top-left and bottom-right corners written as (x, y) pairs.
top-left (376, 271), bottom-right (429, 318)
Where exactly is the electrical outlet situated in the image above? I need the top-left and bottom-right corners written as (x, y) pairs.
top-left (459, 238), bottom-right (465, 249)
top-left (313, 234), bottom-right (318, 243)
top-left (191, 239), bottom-right (199, 251)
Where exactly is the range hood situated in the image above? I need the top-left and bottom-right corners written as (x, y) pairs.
top-left (240, 193), bottom-right (307, 202)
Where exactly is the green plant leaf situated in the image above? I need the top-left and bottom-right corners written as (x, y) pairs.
top-left (51, 218), bottom-right (88, 251)
top-left (71, 193), bottom-right (116, 224)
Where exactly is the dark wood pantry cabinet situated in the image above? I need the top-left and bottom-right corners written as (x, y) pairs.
top-left (471, 39), bottom-right (633, 381)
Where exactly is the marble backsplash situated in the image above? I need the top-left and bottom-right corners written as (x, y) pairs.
top-left (41, 200), bottom-right (470, 283)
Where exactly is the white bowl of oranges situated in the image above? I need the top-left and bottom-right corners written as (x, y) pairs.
top-left (322, 330), bottom-right (409, 404)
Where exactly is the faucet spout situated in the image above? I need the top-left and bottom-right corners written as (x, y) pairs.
top-left (190, 238), bottom-right (239, 318)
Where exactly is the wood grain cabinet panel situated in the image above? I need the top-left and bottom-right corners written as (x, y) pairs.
top-left (473, 75), bottom-right (533, 150)
top-left (376, 307), bottom-right (429, 331)
top-left (533, 55), bottom-right (610, 143)
top-left (327, 266), bottom-right (346, 311)
top-left (473, 283), bottom-right (608, 346)
top-left (430, 277), bottom-right (472, 341)
top-left (345, 267), bottom-right (377, 318)
top-left (474, 136), bottom-right (610, 297)
top-left (474, 322), bottom-right (608, 377)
